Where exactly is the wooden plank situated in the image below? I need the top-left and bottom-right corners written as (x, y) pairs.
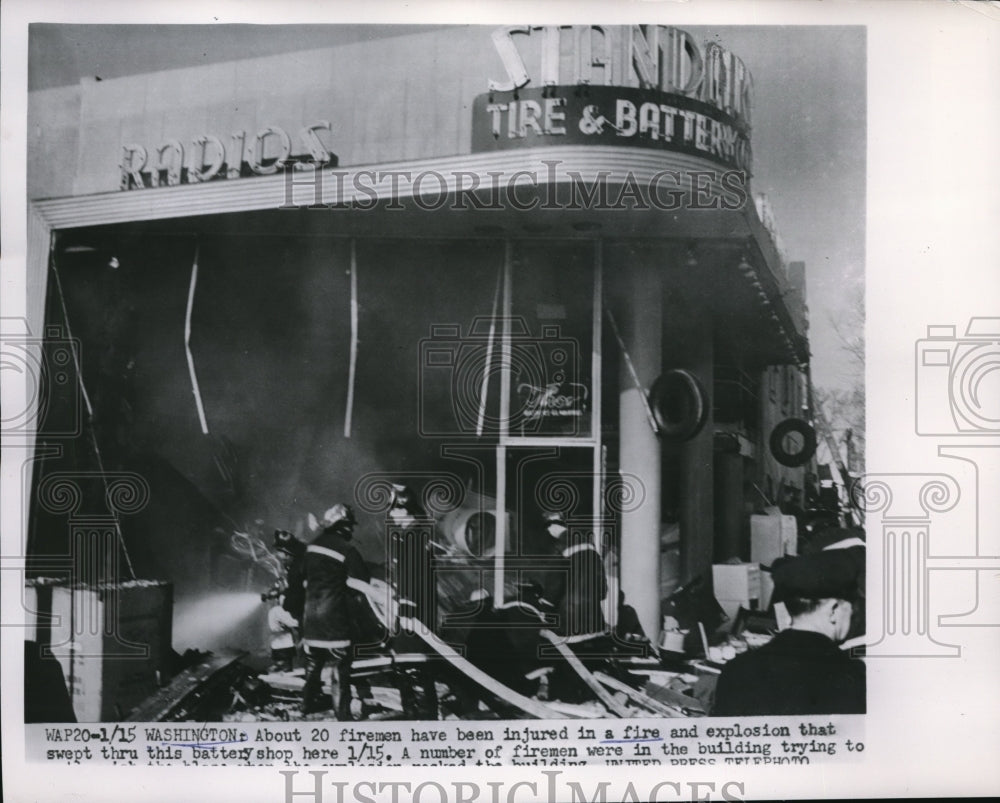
top-left (259, 654), bottom-right (430, 691)
top-left (592, 671), bottom-right (686, 718)
top-left (539, 630), bottom-right (630, 718)
top-left (400, 616), bottom-right (581, 720)
top-left (348, 577), bottom-right (583, 719)
top-left (641, 680), bottom-right (708, 716)
top-left (126, 651), bottom-right (246, 721)
top-left (543, 699), bottom-right (608, 719)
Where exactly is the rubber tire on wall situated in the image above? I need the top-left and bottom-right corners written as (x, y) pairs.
top-left (769, 418), bottom-right (818, 467)
top-left (648, 369), bottom-right (709, 442)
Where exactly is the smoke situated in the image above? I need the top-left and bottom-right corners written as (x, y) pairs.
top-left (43, 232), bottom-right (503, 629)
top-left (172, 591), bottom-right (266, 653)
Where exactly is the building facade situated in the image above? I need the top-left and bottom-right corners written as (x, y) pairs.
top-left (25, 25), bottom-right (812, 648)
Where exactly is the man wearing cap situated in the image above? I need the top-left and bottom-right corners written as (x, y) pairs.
top-left (301, 503), bottom-right (370, 717)
top-left (802, 526), bottom-right (866, 647)
top-left (712, 549), bottom-right (865, 716)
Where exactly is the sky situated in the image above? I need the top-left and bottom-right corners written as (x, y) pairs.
top-left (26, 22), bottom-right (866, 393)
top-left (689, 25), bottom-right (866, 392)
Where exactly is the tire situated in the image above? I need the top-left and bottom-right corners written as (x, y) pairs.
top-left (769, 418), bottom-right (817, 467)
top-left (648, 369), bottom-right (709, 442)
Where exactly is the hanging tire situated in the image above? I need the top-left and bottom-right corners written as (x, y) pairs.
top-left (648, 369), bottom-right (709, 442)
top-left (769, 418), bottom-right (817, 467)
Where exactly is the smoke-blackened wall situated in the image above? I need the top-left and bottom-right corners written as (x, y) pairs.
top-left (30, 228), bottom-right (503, 635)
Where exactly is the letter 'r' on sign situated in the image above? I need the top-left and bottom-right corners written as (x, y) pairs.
top-left (119, 144), bottom-right (147, 190)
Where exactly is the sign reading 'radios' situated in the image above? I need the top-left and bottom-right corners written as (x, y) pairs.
top-left (118, 25), bottom-right (753, 191)
top-left (119, 123), bottom-right (336, 191)
top-left (472, 25), bottom-right (753, 172)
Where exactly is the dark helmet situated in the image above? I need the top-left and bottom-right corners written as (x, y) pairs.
top-left (389, 483), bottom-right (425, 518)
top-left (273, 528), bottom-right (304, 558)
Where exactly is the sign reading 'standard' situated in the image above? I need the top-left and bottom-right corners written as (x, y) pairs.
top-left (472, 25), bottom-right (753, 173)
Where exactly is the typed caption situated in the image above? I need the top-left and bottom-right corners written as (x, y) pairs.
top-left (30, 717), bottom-right (862, 767)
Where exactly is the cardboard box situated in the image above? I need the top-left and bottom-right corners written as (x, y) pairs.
top-left (712, 563), bottom-right (761, 601)
top-left (751, 513), bottom-right (798, 607)
top-left (751, 513), bottom-right (798, 563)
top-left (26, 579), bottom-right (172, 722)
top-left (712, 563), bottom-right (761, 620)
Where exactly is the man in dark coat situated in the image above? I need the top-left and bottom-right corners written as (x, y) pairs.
top-left (712, 549), bottom-right (865, 716)
top-left (614, 589), bottom-right (651, 654)
top-left (274, 528), bottom-right (306, 623)
top-left (387, 484), bottom-right (436, 631)
top-left (538, 511), bottom-right (610, 702)
top-left (800, 526), bottom-right (866, 646)
top-left (539, 511), bottom-right (608, 643)
top-left (301, 504), bottom-right (370, 717)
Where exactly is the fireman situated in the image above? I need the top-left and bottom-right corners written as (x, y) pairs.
top-left (387, 484), bottom-right (436, 630)
top-left (273, 528), bottom-right (306, 623)
top-left (266, 593), bottom-right (299, 673)
top-left (538, 510), bottom-right (610, 702)
top-left (301, 503), bottom-right (370, 717)
top-left (539, 510), bottom-right (608, 642)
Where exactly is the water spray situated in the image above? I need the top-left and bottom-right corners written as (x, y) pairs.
top-left (173, 591), bottom-right (267, 653)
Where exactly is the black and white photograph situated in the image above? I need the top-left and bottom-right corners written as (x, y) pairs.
top-left (2, 2), bottom-right (998, 801)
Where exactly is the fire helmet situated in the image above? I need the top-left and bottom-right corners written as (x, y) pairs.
top-left (273, 529), bottom-right (303, 558)
top-left (542, 510), bottom-right (568, 529)
top-left (320, 503), bottom-right (357, 532)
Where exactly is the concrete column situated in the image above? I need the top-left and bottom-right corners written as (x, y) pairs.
top-left (678, 312), bottom-right (715, 584)
top-left (617, 260), bottom-right (662, 649)
top-left (714, 451), bottom-right (744, 562)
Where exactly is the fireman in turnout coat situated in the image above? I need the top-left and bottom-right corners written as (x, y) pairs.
top-left (273, 528), bottom-right (306, 623)
top-left (538, 511), bottom-right (609, 702)
top-left (387, 483), bottom-right (436, 630)
top-left (540, 511), bottom-right (608, 642)
top-left (301, 504), bottom-right (371, 717)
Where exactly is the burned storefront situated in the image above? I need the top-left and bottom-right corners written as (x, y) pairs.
top-left (22, 24), bottom-right (827, 723)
